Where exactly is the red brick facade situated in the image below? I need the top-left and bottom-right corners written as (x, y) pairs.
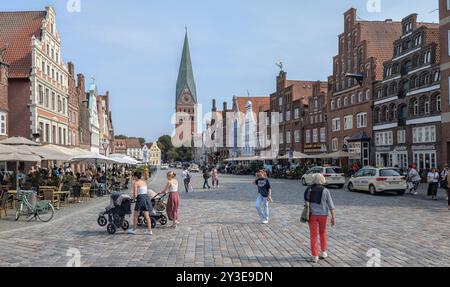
top-left (373, 14), bottom-right (440, 171)
top-left (270, 70), bottom-right (325, 156)
top-left (439, 0), bottom-right (450, 166)
top-left (327, 8), bottom-right (403, 166)
top-left (0, 49), bottom-right (8, 140)
top-left (68, 62), bottom-right (79, 147)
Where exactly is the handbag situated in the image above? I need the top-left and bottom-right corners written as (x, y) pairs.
top-left (301, 188), bottom-right (311, 223)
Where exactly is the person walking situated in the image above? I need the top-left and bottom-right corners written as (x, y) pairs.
top-left (407, 164), bottom-right (421, 195)
top-left (128, 171), bottom-right (153, 237)
top-left (254, 170), bottom-right (272, 224)
top-left (203, 168), bottom-right (211, 189)
top-left (440, 164), bottom-right (449, 195)
top-left (182, 167), bottom-right (192, 193)
top-left (211, 167), bottom-right (219, 188)
top-left (304, 173), bottom-right (336, 264)
top-left (427, 167), bottom-right (440, 200)
top-left (160, 172), bottom-right (180, 228)
top-left (447, 170), bottom-right (450, 210)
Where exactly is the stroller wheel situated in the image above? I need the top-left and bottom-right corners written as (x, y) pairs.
top-left (107, 224), bottom-right (116, 235)
top-left (137, 218), bottom-right (143, 226)
top-left (97, 216), bottom-right (107, 227)
top-left (159, 215), bottom-right (168, 226)
top-left (121, 220), bottom-right (130, 231)
top-left (151, 217), bottom-right (157, 229)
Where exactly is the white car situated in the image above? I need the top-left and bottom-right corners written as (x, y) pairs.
top-left (188, 164), bottom-right (200, 173)
top-left (160, 164), bottom-right (169, 170)
top-left (347, 167), bottom-right (407, 195)
top-left (301, 166), bottom-right (346, 188)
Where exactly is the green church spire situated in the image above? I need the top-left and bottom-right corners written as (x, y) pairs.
top-left (176, 30), bottom-right (197, 105)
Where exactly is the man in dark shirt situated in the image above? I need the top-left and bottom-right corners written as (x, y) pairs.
top-left (254, 170), bottom-right (272, 224)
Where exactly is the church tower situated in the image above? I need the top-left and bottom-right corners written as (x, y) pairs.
top-left (175, 30), bottom-right (197, 146)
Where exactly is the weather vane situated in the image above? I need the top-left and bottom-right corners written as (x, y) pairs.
top-left (275, 61), bottom-right (284, 71)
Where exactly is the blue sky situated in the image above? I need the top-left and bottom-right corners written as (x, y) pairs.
top-left (1, 0), bottom-right (439, 142)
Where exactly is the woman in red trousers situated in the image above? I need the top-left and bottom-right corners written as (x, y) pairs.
top-left (160, 172), bottom-right (180, 228)
top-left (304, 173), bottom-right (336, 263)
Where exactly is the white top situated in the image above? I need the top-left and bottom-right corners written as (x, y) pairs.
top-left (182, 170), bottom-right (189, 180)
top-left (427, 172), bottom-right (439, 183)
top-left (138, 185), bottom-right (148, 195)
top-left (169, 181), bottom-right (179, 193)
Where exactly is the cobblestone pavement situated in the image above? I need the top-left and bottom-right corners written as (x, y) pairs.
top-left (0, 169), bottom-right (449, 267)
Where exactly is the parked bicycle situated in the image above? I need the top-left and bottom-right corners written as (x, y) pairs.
top-left (14, 191), bottom-right (55, 222)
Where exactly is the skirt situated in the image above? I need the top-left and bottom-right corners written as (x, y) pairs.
top-left (427, 183), bottom-right (438, 197)
top-left (135, 194), bottom-right (153, 212)
top-left (167, 192), bottom-right (179, 221)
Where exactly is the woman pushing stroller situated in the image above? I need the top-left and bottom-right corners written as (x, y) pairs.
top-left (128, 171), bottom-right (153, 237)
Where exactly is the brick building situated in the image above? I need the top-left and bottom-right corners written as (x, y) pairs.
top-left (327, 8), bottom-right (403, 166)
top-left (270, 70), bottom-right (324, 157)
top-left (67, 62), bottom-right (79, 147)
top-left (303, 81), bottom-right (329, 155)
top-left (373, 14), bottom-right (440, 170)
top-left (0, 7), bottom-right (70, 145)
top-left (77, 73), bottom-right (91, 150)
top-left (207, 100), bottom-right (234, 163)
top-left (0, 47), bottom-right (8, 140)
top-left (126, 138), bottom-right (142, 159)
top-left (113, 138), bottom-right (127, 155)
top-left (175, 31), bottom-right (197, 148)
top-left (439, 0), bottom-right (450, 166)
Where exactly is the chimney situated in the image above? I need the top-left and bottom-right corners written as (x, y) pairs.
top-left (77, 73), bottom-right (85, 91)
top-left (68, 62), bottom-right (75, 77)
top-left (212, 99), bottom-right (217, 111)
top-left (223, 101), bottom-right (228, 111)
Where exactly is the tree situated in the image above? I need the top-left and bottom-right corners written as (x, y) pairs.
top-left (115, 135), bottom-right (127, 139)
top-left (158, 135), bottom-right (174, 161)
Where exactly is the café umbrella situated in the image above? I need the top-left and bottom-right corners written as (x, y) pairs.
top-left (70, 153), bottom-right (121, 164)
top-left (0, 136), bottom-right (40, 146)
top-left (0, 144), bottom-right (42, 190)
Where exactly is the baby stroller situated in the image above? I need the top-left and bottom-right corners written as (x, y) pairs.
top-left (137, 193), bottom-right (168, 228)
top-left (97, 192), bottom-right (132, 234)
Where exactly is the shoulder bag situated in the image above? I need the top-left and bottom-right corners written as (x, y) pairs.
top-left (301, 187), bottom-right (311, 223)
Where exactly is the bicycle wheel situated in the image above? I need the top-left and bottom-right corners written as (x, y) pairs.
top-left (15, 202), bottom-right (23, 221)
top-left (37, 203), bottom-right (55, 222)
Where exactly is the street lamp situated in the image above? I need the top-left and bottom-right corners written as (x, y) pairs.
top-left (102, 138), bottom-right (110, 156)
top-left (345, 73), bottom-right (364, 86)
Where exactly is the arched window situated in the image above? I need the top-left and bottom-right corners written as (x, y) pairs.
top-left (381, 106), bottom-right (388, 122)
top-left (389, 82), bottom-right (397, 95)
top-left (344, 97), bottom-right (349, 106)
top-left (410, 98), bottom-right (418, 116)
top-left (383, 86), bottom-right (388, 97)
top-left (358, 92), bottom-right (363, 102)
top-left (337, 98), bottom-right (341, 108)
top-left (374, 107), bottom-right (380, 123)
top-left (351, 94), bottom-right (356, 104)
top-left (366, 90), bottom-right (371, 100)
top-left (389, 103), bottom-right (396, 121)
top-left (419, 96), bottom-right (429, 115)
top-left (410, 75), bottom-right (417, 89)
top-left (430, 93), bottom-right (440, 113)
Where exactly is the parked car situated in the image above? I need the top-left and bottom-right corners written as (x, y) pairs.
top-left (175, 162), bottom-right (183, 169)
top-left (188, 164), bottom-right (200, 173)
top-left (160, 164), bottom-right (169, 170)
top-left (347, 167), bottom-right (407, 195)
top-left (301, 166), bottom-right (346, 188)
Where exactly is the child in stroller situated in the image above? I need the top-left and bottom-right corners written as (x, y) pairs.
top-left (137, 192), bottom-right (168, 228)
top-left (97, 192), bottom-right (132, 234)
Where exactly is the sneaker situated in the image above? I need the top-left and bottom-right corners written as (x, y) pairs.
top-left (127, 229), bottom-right (136, 235)
top-left (413, 192), bottom-right (418, 195)
top-left (262, 220), bottom-right (269, 224)
top-left (144, 230), bottom-right (153, 236)
top-left (311, 256), bottom-right (319, 263)
top-left (320, 251), bottom-right (328, 259)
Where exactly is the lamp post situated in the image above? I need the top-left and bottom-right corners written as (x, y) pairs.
top-left (102, 139), bottom-right (110, 156)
